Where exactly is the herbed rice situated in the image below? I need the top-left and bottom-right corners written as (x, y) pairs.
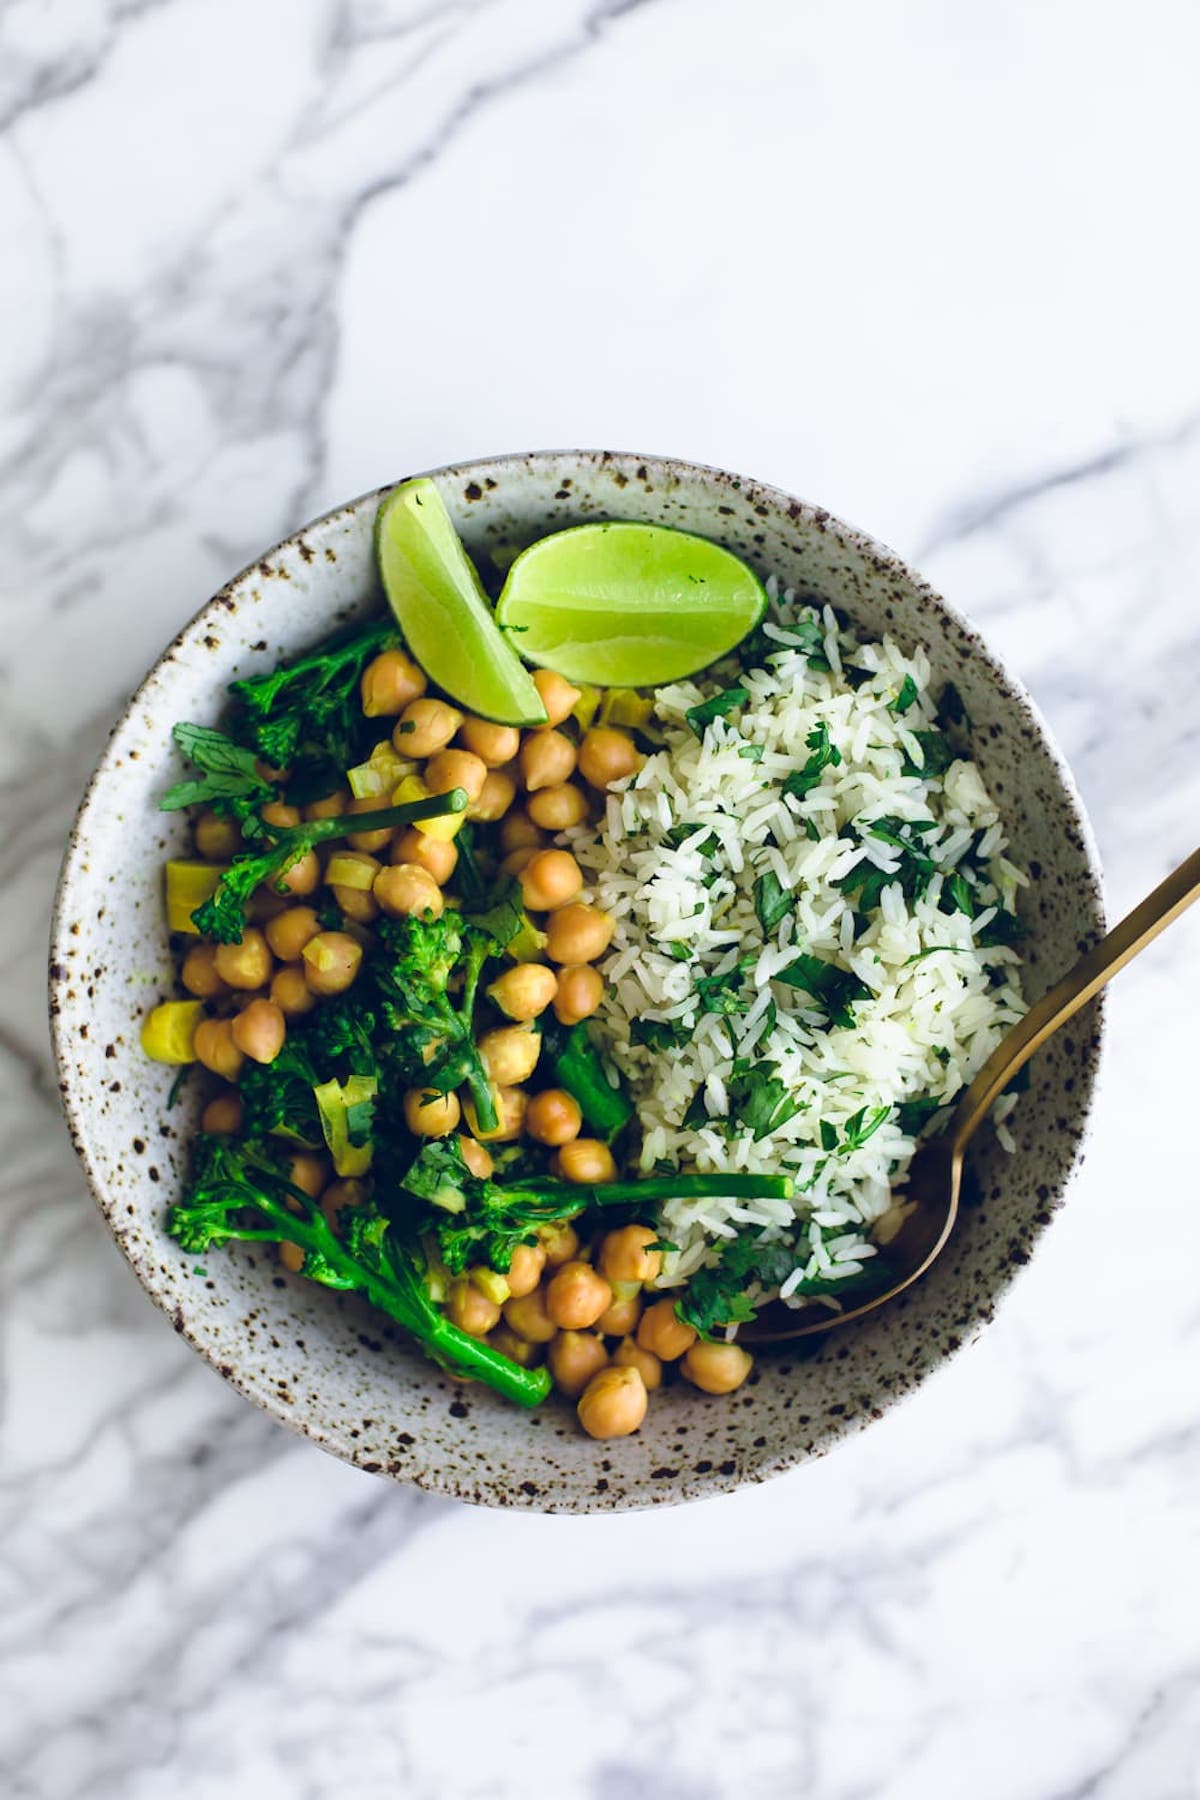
top-left (566, 585), bottom-right (1029, 1310)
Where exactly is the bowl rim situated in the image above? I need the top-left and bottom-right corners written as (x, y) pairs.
top-left (49, 448), bottom-right (1106, 1506)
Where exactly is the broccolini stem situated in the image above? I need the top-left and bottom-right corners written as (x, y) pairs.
top-left (521, 1173), bottom-right (795, 1206)
top-left (275, 788), bottom-right (469, 848)
top-left (245, 1182), bottom-right (549, 1406)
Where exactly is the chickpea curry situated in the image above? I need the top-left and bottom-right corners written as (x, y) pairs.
top-left (144, 490), bottom-right (787, 1440)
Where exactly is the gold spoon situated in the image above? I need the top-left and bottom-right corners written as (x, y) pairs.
top-left (742, 846), bottom-right (1200, 1345)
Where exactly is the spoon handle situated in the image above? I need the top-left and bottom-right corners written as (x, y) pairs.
top-left (949, 846), bottom-right (1200, 1156)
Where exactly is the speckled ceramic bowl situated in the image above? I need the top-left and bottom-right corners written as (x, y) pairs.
top-left (50, 451), bottom-right (1104, 1511)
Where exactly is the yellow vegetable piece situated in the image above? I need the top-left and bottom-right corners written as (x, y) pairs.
top-left (598, 688), bottom-right (653, 729)
top-left (313, 1073), bottom-right (377, 1177)
top-left (472, 1268), bottom-right (511, 1306)
top-left (165, 861), bottom-right (228, 934)
top-left (392, 773), bottom-right (465, 842)
top-left (325, 853), bottom-right (377, 891)
top-left (141, 999), bottom-right (206, 1064)
top-left (347, 741), bottom-right (414, 800)
top-left (505, 916), bottom-right (549, 963)
top-left (570, 684), bottom-right (601, 730)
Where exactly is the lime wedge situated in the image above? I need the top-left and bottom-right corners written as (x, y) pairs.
top-left (377, 479), bottom-right (548, 726)
top-left (495, 521), bottom-right (768, 686)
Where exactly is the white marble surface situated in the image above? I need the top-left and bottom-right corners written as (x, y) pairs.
top-left (3, 1), bottom-right (1200, 1794)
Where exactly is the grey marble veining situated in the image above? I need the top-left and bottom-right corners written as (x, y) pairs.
top-left (3, 0), bottom-right (1200, 1795)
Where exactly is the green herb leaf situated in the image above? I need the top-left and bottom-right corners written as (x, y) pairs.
top-left (160, 723), bottom-right (275, 813)
top-left (685, 685), bottom-right (749, 736)
top-left (889, 674), bottom-right (920, 715)
top-left (894, 1095), bottom-right (946, 1136)
top-left (781, 720), bottom-right (843, 802)
top-left (902, 730), bottom-right (955, 778)
top-left (753, 870), bottom-right (793, 935)
top-left (776, 952), bottom-right (871, 1028)
top-left (676, 1233), bottom-right (798, 1334)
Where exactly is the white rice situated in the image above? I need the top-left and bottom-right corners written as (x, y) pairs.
top-left (566, 587), bottom-right (1028, 1307)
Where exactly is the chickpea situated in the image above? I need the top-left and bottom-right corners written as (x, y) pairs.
top-left (500, 848), bottom-right (537, 877)
top-left (463, 1086), bottom-right (527, 1143)
top-left (457, 1134), bottom-right (495, 1179)
top-left (277, 849), bottom-right (321, 897)
top-left (361, 647), bottom-right (426, 717)
top-left (548, 1331), bottom-right (609, 1399)
top-left (393, 697), bottom-right (462, 758)
top-left (527, 782), bottom-right (588, 832)
top-left (321, 1178), bottom-right (363, 1232)
top-left (262, 799), bottom-right (301, 830)
top-left (546, 903), bottom-right (615, 966)
top-left (193, 809), bottom-right (240, 860)
top-left (554, 1137), bottom-right (617, 1185)
top-left (304, 787), bottom-right (351, 822)
top-left (478, 1024), bottom-right (541, 1087)
top-left (499, 811), bottom-right (545, 855)
top-left (545, 1260), bottom-right (613, 1330)
top-left (279, 1240), bottom-right (306, 1274)
top-left (599, 1224), bottom-right (664, 1286)
top-left (519, 848), bottom-right (583, 913)
top-left (487, 962), bottom-right (558, 1022)
top-left (470, 768), bottom-right (517, 822)
top-left (347, 794), bottom-right (396, 854)
top-left (577, 1364), bottom-right (648, 1440)
top-left (553, 963), bottom-right (605, 1025)
top-left (502, 1284), bottom-right (558, 1345)
top-left (403, 1087), bottom-right (461, 1137)
top-left (458, 715), bottom-right (520, 767)
top-left (425, 748), bottom-right (488, 804)
top-left (611, 1337), bottom-right (663, 1392)
top-left (271, 965), bottom-right (317, 1017)
top-left (287, 1151), bottom-right (329, 1200)
top-left (579, 726), bottom-right (640, 791)
top-left (538, 1220), bottom-right (580, 1269)
top-left (248, 885), bottom-right (290, 925)
top-left (446, 1276), bottom-right (501, 1338)
top-left (374, 863), bottom-right (444, 920)
top-left (533, 668), bottom-right (582, 726)
top-left (390, 828), bottom-right (458, 884)
top-left (637, 1297), bottom-right (697, 1362)
top-left (265, 905), bottom-right (321, 962)
top-left (230, 997), bottom-right (286, 1065)
top-left (192, 1019), bottom-right (245, 1081)
top-left (488, 1324), bottom-right (544, 1368)
top-left (326, 850), bottom-right (381, 923)
top-left (200, 1090), bottom-right (243, 1135)
top-left (681, 1340), bottom-right (754, 1395)
top-left (520, 728), bottom-right (577, 793)
top-left (214, 927), bottom-right (273, 991)
top-left (180, 942), bottom-right (226, 1000)
top-left (302, 931), bottom-right (363, 995)
top-left (596, 1289), bottom-right (643, 1337)
top-left (505, 1242), bottom-right (546, 1300)
top-left (525, 1088), bottom-right (583, 1147)
top-left (329, 885), bottom-right (378, 925)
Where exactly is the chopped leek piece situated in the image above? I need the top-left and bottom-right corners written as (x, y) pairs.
top-left (141, 999), bottom-right (206, 1064)
top-left (165, 861), bottom-right (229, 934)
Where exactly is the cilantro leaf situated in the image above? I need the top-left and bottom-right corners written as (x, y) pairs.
top-left (889, 674), bottom-right (920, 715)
top-left (160, 723), bottom-right (274, 814)
top-left (902, 730), bottom-right (956, 778)
top-left (775, 953), bottom-right (871, 1028)
top-left (753, 870), bottom-right (793, 935)
top-left (685, 685), bottom-right (749, 736)
top-left (676, 1232), bottom-right (798, 1334)
top-left (978, 908), bottom-right (1026, 949)
top-left (781, 720), bottom-right (842, 802)
top-left (894, 1095), bottom-right (946, 1136)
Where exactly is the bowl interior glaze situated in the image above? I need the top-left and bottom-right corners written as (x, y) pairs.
top-left (50, 451), bottom-right (1103, 1511)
